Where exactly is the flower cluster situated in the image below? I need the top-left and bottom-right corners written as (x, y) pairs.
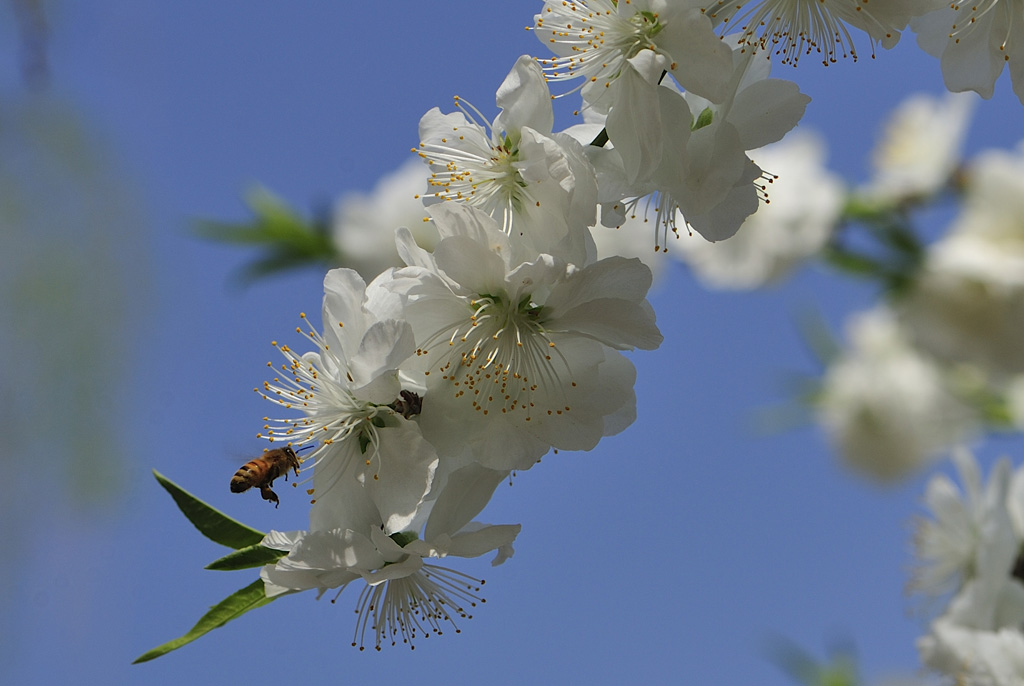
top-left (171, 0), bottom-right (1024, 669)
top-left (257, 244), bottom-right (644, 648)
top-left (258, 45), bottom-right (718, 647)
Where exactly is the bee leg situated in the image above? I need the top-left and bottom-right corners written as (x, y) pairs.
top-left (259, 485), bottom-right (280, 508)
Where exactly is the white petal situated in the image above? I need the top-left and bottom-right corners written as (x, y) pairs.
top-left (606, 63), bottom-right (664, 185)
top-left (447, 524), bottom-right (522, 560)
top-left (494, 55), bottom-right (554, 137)
top-left (349, 319), bottom-right (415, 402)
top-left (424, 464), bottom-right (509, 541)
top-left (395, 225), bottom-right (436, 271)
top-left (364, 420), bottom-right (438, 534)
top-left (428, 203), bottom-right (513, 268)
top-left (433, 235), bottom-right (508, 296)
top-left (322, 268), bottom-right (369, 351)
top-left (655, 5), bottom-right (734, 103)
top-left (939, 10), bottom-right (1004, 99)
top-left (729, 79), bottom-right (810, 150)
top-left (545, 255), bottom-right (654, 312)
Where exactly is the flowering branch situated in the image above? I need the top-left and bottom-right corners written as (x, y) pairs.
top-left (151, 1), bottom-right (1024, 681)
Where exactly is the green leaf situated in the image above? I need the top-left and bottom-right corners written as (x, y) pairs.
top-left (132, 579), bottom-right (278, 663)
top-left (205, 545), bottom-right (288, 571)
top-left (692, 107), bottom-right (714, 131)
top-left (152, 470), bottom-right (265, 550)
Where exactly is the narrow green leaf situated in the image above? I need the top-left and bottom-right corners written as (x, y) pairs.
top-left (205, 545), bottom-right (288, 571)
top-left (192, 219), bottom-right (281, 245)
top-left (132, 579), bottom-right (277, 663)
top-left (152, 470), bottom-right (265, 549)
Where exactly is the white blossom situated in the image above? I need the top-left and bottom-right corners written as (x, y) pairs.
top-left (415, 56), bottom-right (597, 266)
top-left (260, 462), bottom-right (520, 651)
top-left (964, 628), bottom-right (1024, 685)
top-left (919, 622), bottom-right (1024, 685)
top-left (675, 130), bottom-right (843, 289)
top-left (532, 0), bottom-right (734, 107)
top-left (381, 202), bottom-right (662, 472)
top-left (817, 309), bottom-right (978, 481)
top-left (595, 43), bottom-right (809, 244)
top-left (257, 268), bottom-right (437, 534)
top-left (913, 450), bottom-right (1024, 683)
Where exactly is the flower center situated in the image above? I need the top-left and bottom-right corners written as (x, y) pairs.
top-left (533, 1), bottom-right (665, 93)
top-left (415, 98), bottom-right (533, 234)
top-left (702, 0), bottom-right (874, 66)
top-left (343, 564), bottom-right (485, 651)
top-left (419, 292), bottom-right (574, 421)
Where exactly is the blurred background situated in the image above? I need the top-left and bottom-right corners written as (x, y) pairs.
top-left (2, 3), bottom-right (1022, 684)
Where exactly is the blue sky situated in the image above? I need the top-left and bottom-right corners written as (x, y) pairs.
top-left (3, 3), bottom-right (1024, 685)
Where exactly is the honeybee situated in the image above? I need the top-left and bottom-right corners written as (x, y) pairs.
top-left (230, 446), bottom-right (301, 508)
top-left (392, 390), bottom-right (423, 419)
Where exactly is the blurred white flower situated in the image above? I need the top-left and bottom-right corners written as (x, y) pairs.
top-left (964, 628), bottom-right (1024, 685)
top-left (913, 449), bottom-right (1020, 598)
top-left (900, 235), bottom-right (1024, 378)
top-left (861, 92), bottom-right (974, 203)
top-left (816, 308), bottom-right (978, 481)
top-left (912, 1), bottom-right (1024, 104)
top-left (898, 146), bottom-right (1024, 378)
top-left (914, 450), bottom-right (1024, 684)
top-left (919, 621), bottom-right (1024, 685)
top-left (674, 130), bottom-right (843, 289)
top-left (332, 159), bottom-right (438, 283)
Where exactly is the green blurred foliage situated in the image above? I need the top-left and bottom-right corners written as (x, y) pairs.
top-left (0, 97), bottom-right (149, 507)
top-left (194, 187), bottom-right (336, 285)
